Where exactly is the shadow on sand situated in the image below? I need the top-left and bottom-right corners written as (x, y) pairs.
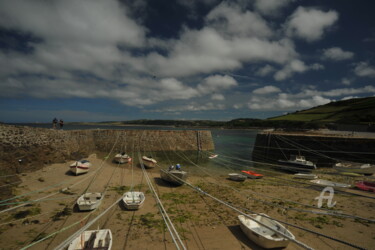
top-left (227, 225), bottom-right (265, 250)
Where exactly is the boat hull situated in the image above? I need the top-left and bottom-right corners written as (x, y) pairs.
top-left (355, 181), bottom-right (375, 192)
top-left (241, 170), bottom-right (263, 179)
top-left (122, 191), bottom-right (145, 210)
top-left (69, 161), bottom-right (91, 175)
top-left (68, 229), bottom-right (112, 250)
top-left (277, 160), bottom-right (316, 173)
top-left (160, 169), bottom-right (187, 186)
top-left (334, 163), bottom-right (375, 175)
top-left (114, 154), bottom-right (131, 164)
top-left (293, 173), bottom-right (318, 180)
top-left (77, 193), bottom-right (103, 211)
top-left (310, 179), bottom-right (351, 188)
top-left (228, 173), bottom-right (247, 182)
top-left (142, 156), bottom-right (157, 169)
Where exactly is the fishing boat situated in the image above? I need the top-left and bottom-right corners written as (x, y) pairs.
top-left (122, 191), bottom-right (145, 210)
top-left (241, 170), bottom-right (263, 179)
top-left (142, 156), bottom-right (157, 169)
top-left (228, 173), bottom-right (247, 182)
top-left (355, 181), bottom-right (375, 192)
top-left (70, 160), bottom-right (91, 175)
top-left (160, 165), bottom-right (187, 186)
top-left (114, 152), bottom-right (131, 164)
top-left (238, 213), bottom-right (295, 249)
top-left (278, 155), bottom-right (316, 173)
top-left (334, 161), bottom-right (375, 175)
top-left (76, 192), bottom-right (103, 211)
top-left (209, 154), bottom-right (218, 159)
top-left (310, 179), bottom-right (351, 188)
top-left (68, 229), bottom-right (112, 250)
top-left (293, 173), bottom-right (318, 180)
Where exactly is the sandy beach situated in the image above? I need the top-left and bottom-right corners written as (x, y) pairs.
top-left (0, 153), bottom-right (374, 250)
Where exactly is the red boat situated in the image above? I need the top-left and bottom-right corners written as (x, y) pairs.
top-left (241, 170), bottom-right (263, 179)
top-left (355, 181), bottom-right (375, 192)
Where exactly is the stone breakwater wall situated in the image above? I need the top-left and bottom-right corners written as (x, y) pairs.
top-left (252, 131), bottom-right (375, 167)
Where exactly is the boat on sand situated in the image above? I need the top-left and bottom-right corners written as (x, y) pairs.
top-left (355, 181), bottom-right (375, 192)
top-left (228, 173), bottom-right (247, 182)
top-left (293, 173), bottom-right (318, 180)
top-left (142, 156), bottom-right (157, 169)
top-left (68, 229), bottom-right (112, 250)
top-left (114, 153), bottom-right (131, 164)
top-left (122, 191), bottom-right (145, 210)
top-left (76, 192), bottom-right (103, 211)
top-left (310, 179), bottom-right (351, 188)
top-left (70, 160), bottom-right (91, 175)
top-left (241, 170), bottom-right (263, 179)
top-left (334, 161), bottom-right (375, 175)
top-left (160, 165), bottom-right (187, 186)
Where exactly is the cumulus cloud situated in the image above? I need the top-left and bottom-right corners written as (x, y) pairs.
top-left (341, 78), bottom-right (351, 85)
top-left (274, 59), bottom-right (308, 81)
top-left (322, 47), bottom-right (354, 61)
top-left (285, 7), bottom-right (338, 42)
top-left (354, 62), bottom-right (375, 77)
top-left (211, 93), bottom-right (225, 100)
top-left (197, 74), bottom-right (238, 94)
top-left (254, 0), bottom-right (295, 16)
top-left (255, 64), bottom-right (275, 76)
top-left (252, 85), bottom-right (281, 94)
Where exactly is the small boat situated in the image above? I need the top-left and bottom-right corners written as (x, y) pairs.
top-left (160, 165), bottom-right (187, 186)
top-left (142, 156), bottom-right (157, 169)
top-left (278, 155), bottom-right (316, 173)
top-left (334, 161), bottom-right (375, 175)
top-left (293, 173), bottom-right (318, 180)
top-left (228, 173), bottom-right (247, 182)
top-left (114, 153), bottom-right (131, 164)
top-left (238, 213), bottom-right (295, 249)
top-left (68, 229), bottom-right (112, 250)
top-left (241, 170), bottom-right (263, 179)
top-left (76, 192), bottom-right (103, 211)
top-left (70, 160), bottom-right (91, 175)
top-left (340, 172), bottom-right (363, 177)
top-left (209, 154), bottom-right (218, 159)
top-left (122, 191), bottom-right (145, 210)
top-left (355, 181), bottom-right (375, 192)
top-left (310, 179), bottom-right (351, 188)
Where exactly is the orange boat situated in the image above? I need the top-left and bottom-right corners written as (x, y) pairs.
top-left (241, 170), bottom-right (263, 179)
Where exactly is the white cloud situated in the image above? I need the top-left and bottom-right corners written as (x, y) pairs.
top-left (252, 85), bottom-right (281, 94)
top-left (341, 78), bottom-right (351, 85)
top-left (211, 93), bottom-right (225, 100)
top-left (354, 62), bottom-right (375, 77)
top-left (285, 7), bottom-right (338, 42)
top-left (256, 64), bottom-right (275, 76)
top-left (254, 0), bottom-right (295, 16)
top-left (310, 63), bottom-right (325, 70)
top-left (322, 47), bottom-right (354, 61)
top-left (274, 59), bottom-right (308, 81)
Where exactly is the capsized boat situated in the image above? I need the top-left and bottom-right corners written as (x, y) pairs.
top-left (68, 229), bottom-right (112, 250)
top-left (228, 173), bottom-right (247, 182)
top-left (70, 160), bottom-right (91, 175)
top-left (238, 213), bottom-right (295, 249)
top-left (310, 179), bottom-right (351, 188)
top-left (241, 170), bottom-right (263, 179)
top-left (142, 156), bottom-right (157, 169)
top-left (334, 161), bottom-right (375, 175)
top-left (76, 192), bottom-right (103, 211)
top-left (278, 155), bottom-right (316, 173)
top-left (355, 181), bottom-right (375, 192)
top-left (160, 165), bottom-right (187, 186)
top-left (293, 173), bottom-right (318, 180)
top-left (122, 191), bottom-right (145, 210)
top-left (114, 152), bottom-right (131, 164)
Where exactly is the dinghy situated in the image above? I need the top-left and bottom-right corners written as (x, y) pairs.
top-left (310, 179), bottom-right (351, 188)
top-left (241, 170), bottom-right (263, 179)
top-left (70, 160), bottom-right (91, 175)
top-left (76, 192), bottom-right (103, 211)
top-left (142, 156), bottom-right (157, 169)
top-left (293, 173), bottom-right (318, 180)
top-left (114, 153), bottom-right (131, 164)
top-left (160, 165), bottom-right (187, 186)
top-left (238, 213), bottom-right (295, 249)
top-left (228, 173), bottom-right (247, 182)
top-left (278, 155), bottom-right (316, 173)
top-left (355, 181), bottom-right (375, 192)
top-left (122, 191), bottom-right (145, 210)
top-left (334, 161), bottom-right (375, 175)
top-left (209, 154), bottom-right (218, 159)
top-left (68, 229), bottom-right (112, 250)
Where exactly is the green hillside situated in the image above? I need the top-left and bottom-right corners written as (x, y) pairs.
top-left (269, 96), bottom-right (375, 124)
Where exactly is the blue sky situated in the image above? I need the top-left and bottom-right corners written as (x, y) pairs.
top-left (0, 0), bottom-right (374, 123)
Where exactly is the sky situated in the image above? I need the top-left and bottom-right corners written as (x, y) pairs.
top-left (0, 0), bottom-right (375, 123)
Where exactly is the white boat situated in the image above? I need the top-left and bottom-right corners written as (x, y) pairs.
top-left (293, 173), bottom-right (318, 180)
top-left (209, 154), bottom-right (218, 159)
top-left (228, 173), bottom-right (247, 182)
top-left (122, 191), bottom-right (145, 210)
top-left (76, 192), bottom-right (103, 211)
top-left (70, 160), bottom-right (91, 175)
top-left (334, 161), bottom-right (375, 175)
top-left (238, 213), bottom-right (295, 249)
top-left (142, 156), bottom-right (157, 169)
top-left (160, 167), bottom-right (187, 186)
top-left (310, 179), bottom-right (351, 188)
top-left (278, 155), bottom-right (316, 173)
top-left (68, 229), bottom-right (112, 250)
top-left (114, 153), bottom-right (131, 164)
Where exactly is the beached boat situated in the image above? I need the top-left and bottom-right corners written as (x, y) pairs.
top-left (160, 166), bottom-right (187, 186)
top-left (122, 191), bottom-right (145, 210)
top-left (228, 173), bottom-right (247, 182)
top-left (355, 181), bottom-right (375, 192)
top-left (293, 173), bottom-right (318, 180)
top-left (238, 213), bottom-right (295, 249)
top-left (209, 154), bottom-right (218, 159)
top-left (334, 161), bottom-right (375, 175)
top-left (114, 153), bottom-right (131, 164)
top-left (278, 155), bottom-right (316, 173)
top-left (68, 229), bottom-right (112, 250)
top-left (310, 179), bottom-right (351, 188)
top-left (70, 160), bottom-right (91, 175)
top-left (76, 192), bottom-right (103, 211)
top-left (142, 156), bottom-right (157, 169)
top-left (241, 170), bottom-right (263, 179)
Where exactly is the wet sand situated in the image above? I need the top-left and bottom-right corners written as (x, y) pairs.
top-left (0, 154), bottom-right (374, 250)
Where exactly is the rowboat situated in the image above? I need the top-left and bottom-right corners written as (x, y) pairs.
top-left (293, 173), bottom-right (318, 180)
top-left (76, 192), bottom-right (103, 211)
top-left (122, 191), bottom-right (145, 210)
top-left (68, 229), bottom-right (112, 250)
top-left (241, 170), bottom-right (263, 179)
top-left (238, 213), bottom-right (295, 249)
top-left (278, 155), bottom-right (316, 173)
top-left (160, 168), bottom-right (187, 186)
top-left (310, 179), bottom-right (351, 188)
top-left (70, 160), bottom-right (91, 175)
top-left (355, 181), bottom-right (375, 192)
top-left (114, 153), bottom-right (131, 164)
top-left (142, 156), bottom-right (157, 169)
top-left (334, 161), bottom-right (375, 175)
top-left (228, 173), bottom-right (247, 182)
